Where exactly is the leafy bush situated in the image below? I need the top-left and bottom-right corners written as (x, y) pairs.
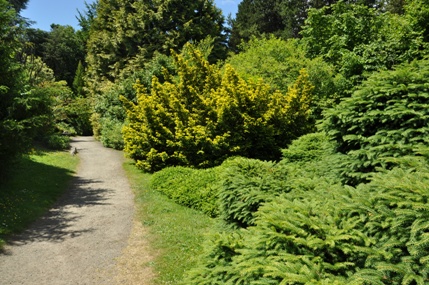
top-left (323, 58), bottom-right (429, 184)
top-left (92, 81), bottom-right (126, 147)
top-left (42, 134), bottom-right (70, 150)
top-left (302, 1), bottom-right (428, 89)
top-left (99, 118), bottom-right (124, 150)
top-left (44, 81), bottom-right (92, 136)
top-left (122, 44), bottom-right (313, 172)
top-left (151, 132), bottom-right (343, 229)
top-left (227, 36), bottom-right (342, 119)
top-left (91, 53), bottom-right (176, 149)
top-left (63, 96), bottom-right (92, 136)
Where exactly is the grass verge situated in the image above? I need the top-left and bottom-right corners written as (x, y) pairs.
top-left (123, 161), bottom-right (219, 285)
top-left (0, 149), bottom-right (78, 247)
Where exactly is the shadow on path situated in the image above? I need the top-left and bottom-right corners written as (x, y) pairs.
top-left (2, 177), bottom-right (114, 250)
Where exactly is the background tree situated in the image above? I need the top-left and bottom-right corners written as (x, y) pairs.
top-left (7, 0), bottom-right (28, 12)
top-left (228, 0), bottom-right (408, 50)
top-left (228, 0), bottom-right (286, 49)
top-left (86, 0), bottom-right (226, 90)
top-left (76, 0), bottom-right (98, 46)
top-left (72, 60), bottom-right (85, 96)
top-left (42, 24), bottom-right (85, 86)
top-left (22, 28), bottom-right (49, 58)
top-left (226, 36), bottom-right (341, 120)
top-left (0, 0), bottom-right (27, 169)
top-left (0, 0), bottom-right (58, 174)
top-left (229, 0), bottom-right (333, 49)
top-left (301, 1), bottom-right (428, 90)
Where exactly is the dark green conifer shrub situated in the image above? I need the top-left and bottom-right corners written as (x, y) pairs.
top-left (185, 158), bottom-right (429, 284)
top-left (323, 58), bottom-right (429, 184)
top-left (218, 157), bottom-right (287, 229)
top-left (277, 132), bottom-right (344, 188)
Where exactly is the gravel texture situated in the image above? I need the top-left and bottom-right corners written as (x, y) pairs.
top-left (0, 137), bottom-right (155, 285)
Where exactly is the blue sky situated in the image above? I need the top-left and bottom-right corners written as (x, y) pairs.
top-left (21, 0), bottom-right (240, 31)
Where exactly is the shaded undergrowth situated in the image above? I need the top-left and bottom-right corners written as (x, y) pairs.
top-left (0, 149), bottom-right (78, 247)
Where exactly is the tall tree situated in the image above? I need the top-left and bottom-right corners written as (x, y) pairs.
top-left (76, 0), bottom-right (98, 46)
top-left (229, 0), bottom-right (336, 49)
top-left (22, 28), bottom-right (49, 58)
top-left (42, 24), bottom-right (85, 86)
top-left (0, 0), bottom-right (24, 167)
top-left (228, 0), bottom-right (406, 50)
top-left (7, 0), bottom-right (28, 12)
top-left (228, 0), bottom-right (286, 49)
top-left (301, 1), bottom-right (428, 88)
top-left (72, 60), bottom-right (85, 97)
top-left (86, 0), bottom-right (227, 91)
top-left (0, 0), bottom-right (53, 174)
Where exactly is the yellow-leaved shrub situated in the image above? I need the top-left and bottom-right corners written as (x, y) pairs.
top-left (121, 44), bottom-right (313, 172)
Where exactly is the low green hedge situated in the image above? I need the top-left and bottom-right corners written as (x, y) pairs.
top-left (150, 165), bottom-right (223, 217)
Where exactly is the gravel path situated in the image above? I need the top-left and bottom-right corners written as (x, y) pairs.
top-left (0, 137), bottom-right (154, 285)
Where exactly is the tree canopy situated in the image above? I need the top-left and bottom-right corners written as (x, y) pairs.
top-left (42, 24), bottom-right (85, 86)
top-left (7, 0), bottom-right (28, 12)
top-left (86, 0), bottom-right (227, 90)
top-left (228, 0), bottom-right (408, 50)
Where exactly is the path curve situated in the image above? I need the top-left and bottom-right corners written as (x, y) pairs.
top-left (0, 137), bottom-right (152, 285)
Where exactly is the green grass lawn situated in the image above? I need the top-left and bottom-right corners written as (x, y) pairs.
top-left (0, 149), bottom-right (79, 247)
top-left (123, 161), bottom-right (219, 285)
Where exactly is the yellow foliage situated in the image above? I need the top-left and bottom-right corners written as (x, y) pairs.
top-left (121, 44), bottom-right (314, 172)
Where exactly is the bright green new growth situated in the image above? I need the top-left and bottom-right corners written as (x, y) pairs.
top-left (122, 44), bottom-right (313, 172)
top-left (227, 37), bottom-right (341, 120)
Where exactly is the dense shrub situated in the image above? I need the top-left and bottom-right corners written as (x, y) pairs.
top-left (91, 53), bottom-right (175, 149)
top-left (99, 119), bottom-right (124, 150)
top-left (218, 157), bottom-right (287, 229)
top-left (277, 132), bottom-right (344, 188)
top-left (92, 81), bottom-right (126, 148)
top-left (150, 165), bottom-right (223, 217)
top-left (42, 134), bottom-right (70, 150)
top-left (151, 132), bottom-right (342, 229)
top-left (323, 58), bottom-right (429, 184)
top-left (43, 80), bottom-right (92, 136)
top-left (181, 57), bottom-right (429, 283)
top-left (185, 155), bottom-right (429, 284)
top-left (122, 45), bottom-right (313, 172)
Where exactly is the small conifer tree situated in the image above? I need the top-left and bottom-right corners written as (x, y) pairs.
top-left (72, 60), bottom-right (85, 97)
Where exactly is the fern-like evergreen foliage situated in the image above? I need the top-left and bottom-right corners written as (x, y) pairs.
top-left (218, 157), bottom-right (286, 229)
top-left (323, 58), bottom-right (429, 184)
top-left (184, 152), bottom-right (429, 284)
